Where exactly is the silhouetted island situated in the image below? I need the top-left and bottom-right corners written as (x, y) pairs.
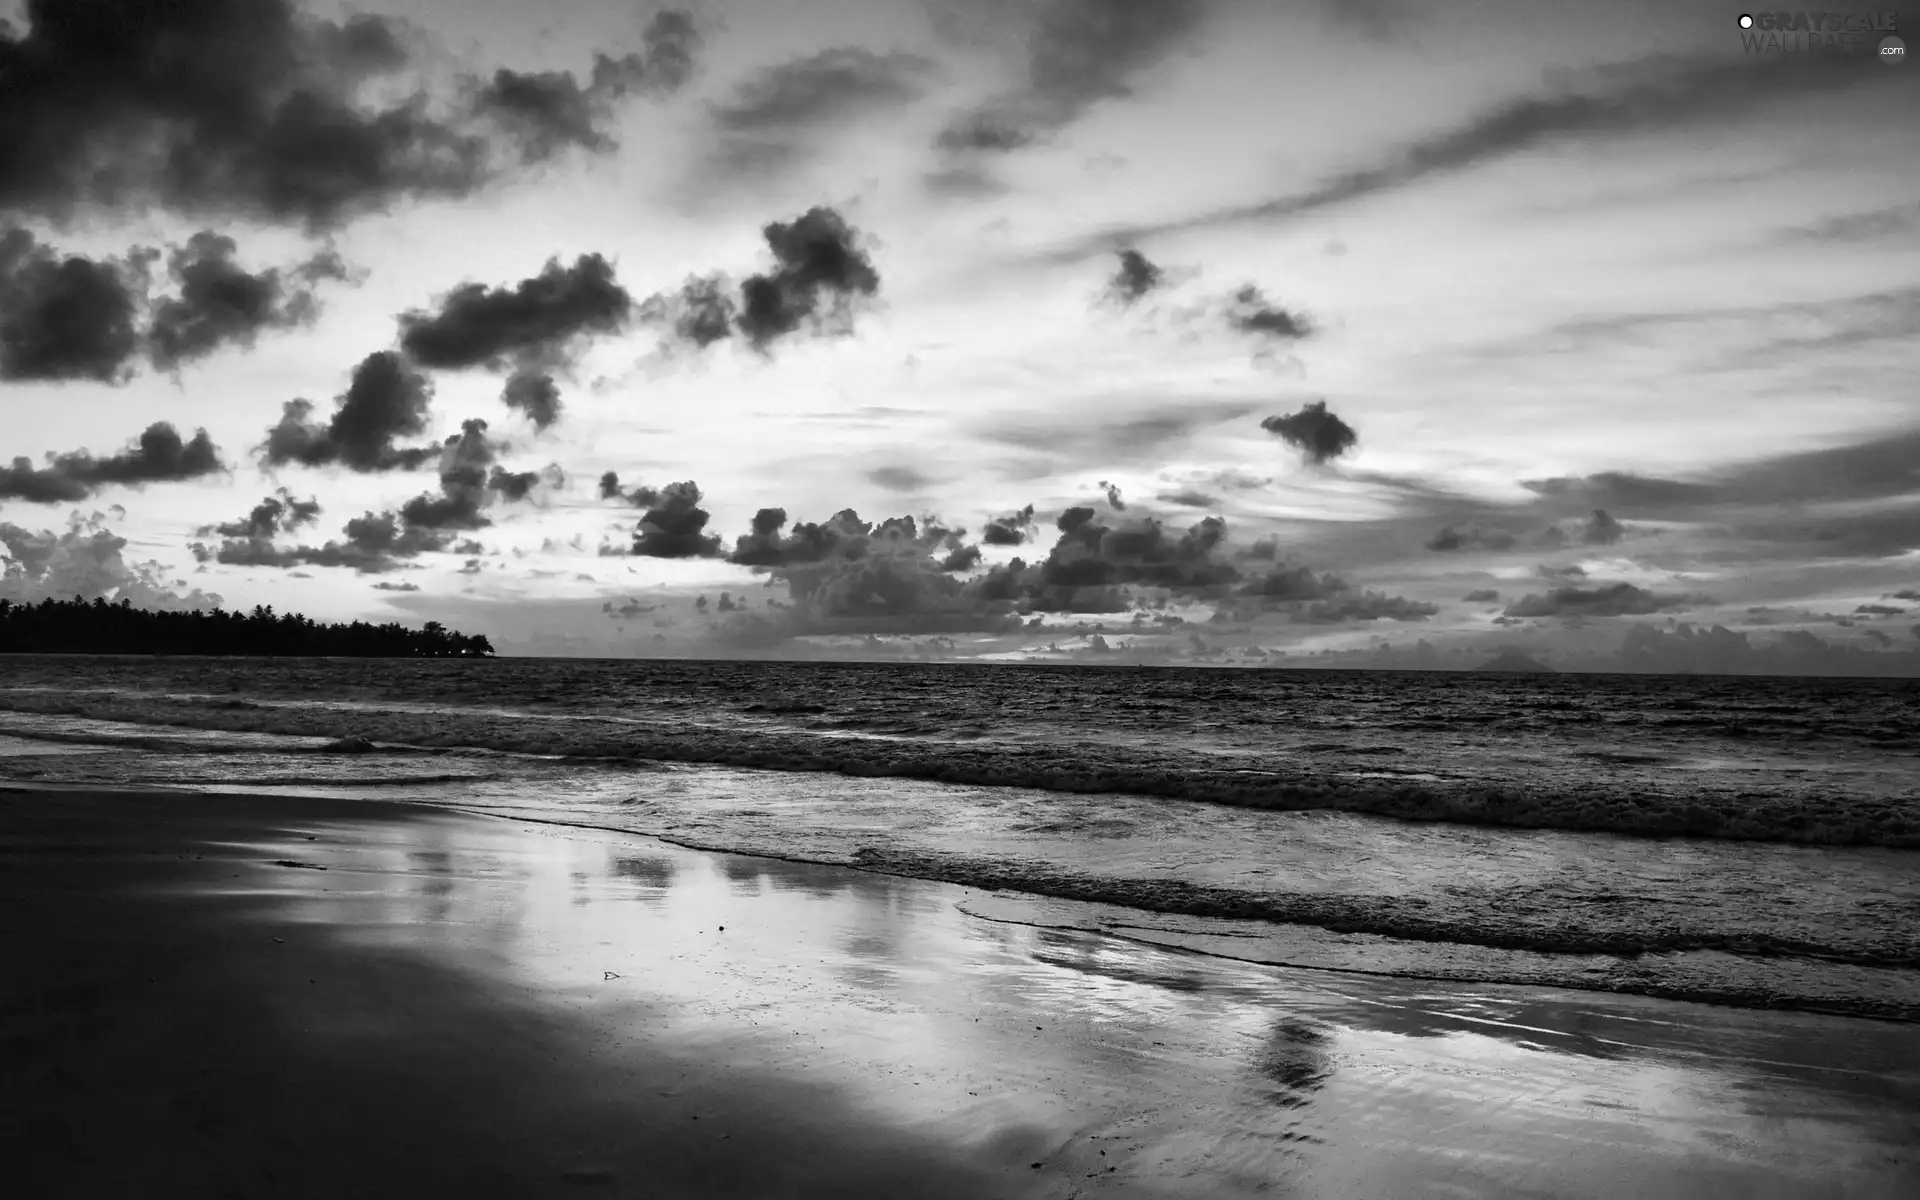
top-left (0, 597), bottom-right (493, 658)
top-left (1475, 649), bottom-right (1557, 673)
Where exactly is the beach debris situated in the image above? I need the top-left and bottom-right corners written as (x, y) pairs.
top-left (603, 971), bottom-right (621, 980)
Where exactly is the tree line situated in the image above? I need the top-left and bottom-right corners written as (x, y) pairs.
top-left (0, 596), bottom-right (494, 657)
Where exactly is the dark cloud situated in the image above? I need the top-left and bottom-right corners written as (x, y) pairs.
top-left (260, 351), bottom-right (439, 472)
top-left (146, 232), bottom-right (349, 369)
top-left (196, 488), bottom-right (321, 540)
top-left (0, 2), bottom-right (701, 230)
top-left (1226, 285), bottom-right (1312, 339)
top-left (0, 227), bottom-right (150, 382)
top-left (1425, 524), bottom-right (1518, 552)
top-left (1, 422), bottom-right (226, 503)
top-left (869, 466), bottom-right (934, 493)
top-left (708, 47), bottom-right (934, 134)
top-left (1520, 471), bottom-right (1718, 509)
top-left (1855, 603), bottom-right (1906, 617)
top-left (934, 0), bottom-right (1207, 156)
top-left (469, 11), bottom-right (703, 161)
top-left (939, 543), bottom-right (983, 573)
top-left (1504, 582), bottom-right (1702, 618)
top-left (628, 480), bottom-right (723, 558)
top-left (1294, 590), bottom-right (1440, 623)
top-left (501, 368), bottom-right (562, 430)
top-left (1261, 400), bottom-right (1358, 464)
top-left (1155, 489), bottom-right (1220, 508)
top-left (646, 208), bottom-right (881, 353)
top-left (1237, 564), bottom-right (1348, 603)
top-left (981, 504), bottom-right (1036, 545)
top-left (1582, 508), bottom-right (1625, 545)
top-left (1612, 622), bottom-right (1920, 676)
top-left (1099, 480), bottom-right (1127, 510)
top-left (372, 580), bottom-right (420, 592)
top-left (736, 207), bottom-right (882, 350)
top-left (598, 472), bottom-right (662, 507)
top-left (1106, 248), bottom-right (1162, 305)
top-left (2, 514), bottom-right (221, 608)
top-left (398, 254), bottom-right (632, 370)
top-left (1027, 46), bottom-right (1914, 263)
top-left (1463, 588), bottom-right (1501, 602)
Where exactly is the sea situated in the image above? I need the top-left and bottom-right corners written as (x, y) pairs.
top-left (2, 655), bottom-right (1916, 1021)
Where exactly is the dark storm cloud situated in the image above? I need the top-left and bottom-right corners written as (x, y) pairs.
top-left (469, 10), bottom-right (704, 161)
top-left (398, 254), bottom-right (633, 370)
top-left (647, 208), bottom-right (881, 352)
top-left (1504, 582), bottom-right (1703, 619)
top-left (933, 0), bottom-right (1207, 156)
top-left (146, 232), bottom-right (349, 370)
top-left (1226, 285), bottom-right (1312, 339)
top-left (709, 47), bottom-right (935, 134)
top-left (1425, 524), bottom-right (1517, 552)
top-left (736, 207), bottom-right (882, 350)
top-left (0, 228), bottom-right (150, 383)
top-left (1294, 590), bottom-right (1440, 623)
top-left (1025, 46), bottom-right (1914, 263)
top-left (628, 481), bottom-right (723, 558)
top-left (1106, 248), bottom-right (1162, 305)
top-left (501, 368), bottom-right (562, 430)
top-left (1582, 508), bottom-right (1626, 545)
top-left (1155, 489), bottom-right (1220, 508)
top-left (1261, 400), bottom-right (1358, 464)
top-left (260, 351), bottom-right (439, 472)
top-left (196, 488), bottom-right (321, 540)
top-left (1, 422), bottom-right (226, 503)
top-left (981, 504), bottom-right (1036, 545)
top-left (0, 2), bottom-right (701, 230)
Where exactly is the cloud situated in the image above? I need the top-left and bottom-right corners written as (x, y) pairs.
top-left (2, 512), bottom-right (221, 608)
top-left (1425, 524), bottom-right (1517, 552)
top-left (1099, 480), bottom-right (1127, 510)
top-left (1105, 248), bottom-right (1162, 305)
top-left (1581, 508), bottom-right (1626, 545)
top-left (501, 368), bottom-right (562, 430)
top-left (1463, 588), bottom-right (1501, 602)
top-left (869, 466), bottom-right (934, 493)
top-left (398, 254), bottom-right (633, 370)
top-left (260, 351), bottom-right (439, 472)
top-left (1504, 582), bottom-right (1703, 618)
top-left (146, 232), bottom-right (350, 370)
top-left (1, 422), bottom-right (226, 503)
top-left (0, 227), bottom-right (150, 382)
top-left (627, 480), bottom-right (723, 558)
top-left (0, 2), bottom-right (701, 229)
top-left (1612, 622), bottom-right (1920, 675)
top-left (468, 10), bottom-right (703, 161)
top-left (196, 489), bottom-right (321, 540)
top-left (701, 46), bottom-right (934, 182)
top-left (646, 207), bottom-right (882, 352)
top-left (1155, 489), bottom-right (1220, 508)
top-left (1027, 46), bottom-right (1913, 261)
top-left (1225, 285), bottom-right (1312, 339)
top-left (372, 580), bottom-right (420, 592)
top-left (1261, 400), bottom-right (1358, 464)
top-left (934, 0), bottom-right (1208, 156)
top-left (1294, 590), bottom-right (1440, 623)
top-left (981, 504), bottom-right (1036, 545)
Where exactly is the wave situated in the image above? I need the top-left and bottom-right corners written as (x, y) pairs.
top-left (1, 690), bottom-right (1916, 848)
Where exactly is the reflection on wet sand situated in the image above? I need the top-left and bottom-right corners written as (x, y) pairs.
top-left (225, 806), bottom-right (1918, 1199)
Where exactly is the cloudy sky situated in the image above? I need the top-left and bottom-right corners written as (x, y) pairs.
top-left (3, 0), bottom-right (1918, 670)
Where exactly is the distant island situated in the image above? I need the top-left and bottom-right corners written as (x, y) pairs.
top-left (1475, 649), bottom-right (1557, 673)
top-left (0, 597), bottom-right (493, 658)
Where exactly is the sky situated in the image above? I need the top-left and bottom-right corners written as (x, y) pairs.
top-left (2, 0), bottom-right (1918, 671)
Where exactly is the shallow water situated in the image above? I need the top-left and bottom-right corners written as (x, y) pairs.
top-left (210, 809), bottom-right (1920, 1198)
top-left (2, 655), bottom-right (1917, 1019)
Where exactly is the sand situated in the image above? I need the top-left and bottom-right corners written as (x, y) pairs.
top-left (2, 786), bottom-right (1916, 1199)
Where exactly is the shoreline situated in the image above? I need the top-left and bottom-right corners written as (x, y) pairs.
top-left (4, 785), bottom-right (1917, 1198)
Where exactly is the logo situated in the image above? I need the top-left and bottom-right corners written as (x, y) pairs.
top-left (1737, 10), bottom-right (1901, 55)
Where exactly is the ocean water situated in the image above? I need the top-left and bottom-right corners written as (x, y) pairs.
top-left (2, 655), bottom-right (1916, 1020)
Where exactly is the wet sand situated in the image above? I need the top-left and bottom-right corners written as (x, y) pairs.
top-left (2, 788), bottom-right (1916, 1198)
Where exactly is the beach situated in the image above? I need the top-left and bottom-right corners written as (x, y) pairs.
top-left (4, 786), bottom-right (1916, 1199)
